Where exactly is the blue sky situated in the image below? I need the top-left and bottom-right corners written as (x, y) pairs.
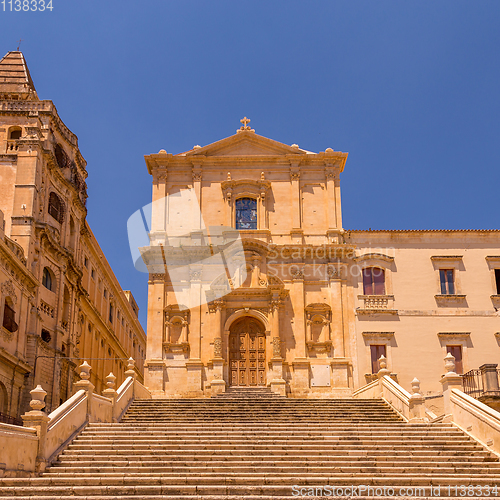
top-left (2, 1), bottom-right (499, 328)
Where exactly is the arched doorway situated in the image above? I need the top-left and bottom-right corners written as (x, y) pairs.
top-left (229, 317), bottom-right (266, 387)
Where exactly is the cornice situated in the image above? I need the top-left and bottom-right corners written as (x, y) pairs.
top-left (347, 229), bottom-right (500, 234)
top-left (431, 255), bottom-right (463, 261)
top-left (354, 252), bottom-right (395, 263)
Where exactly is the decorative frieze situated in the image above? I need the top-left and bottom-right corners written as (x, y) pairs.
top-left (214, 337), bottom-right (223, 358)
top-left (1, 279), bottom-right (17, 304)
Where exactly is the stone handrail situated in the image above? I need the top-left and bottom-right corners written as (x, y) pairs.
top-left (45, 390), bottom-right (88, 462)
top-left (351, 379), bottom-right (378, 399)
top-left (91, 393), bottom-right (113, 423)
top-left (450, 388), bottom-right (500, 457)
top-left (379, 375), bottom-right (411, 421)
top-left (353, 375), bottom-right (410, 421)
top-left (135, 378), bottom-right (152, 400)
top-left (1, 360), bottom-right (151, 477)
top-left (114, 377), bottom-right (134, 421)
top-left (0, 423), bottom-right (38, 478)
top-left (353, 361), bottom-right (426, 423)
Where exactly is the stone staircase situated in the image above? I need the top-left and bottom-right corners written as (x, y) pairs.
top-left (1, 393), bottom-right (500, 498)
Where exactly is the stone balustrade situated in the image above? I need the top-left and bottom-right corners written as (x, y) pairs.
top-left (0, 358), bottom-right (151, 477)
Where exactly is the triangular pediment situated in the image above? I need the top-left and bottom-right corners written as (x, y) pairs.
top-left (181, 131), bottom-right (312, 157)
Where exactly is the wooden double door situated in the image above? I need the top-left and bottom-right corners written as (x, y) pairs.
top-left (229, 318), bottom-right (266, 386)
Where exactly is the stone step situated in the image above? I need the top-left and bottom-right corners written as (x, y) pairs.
top-left (0, 496), bottom-right (493, 500)
top-left (80, 427), bottom-right (461, 434)
top-left (64, 442), bottom-right (485, 452)
top-left (1, 480), bottom-right (500, 498)
top-left (44, 465), bottom-right (500, 477)
top-left (58, 449), bottom-right (492, 461)
top-left (4, 395), bottom-right (494, 499)
top-left (48, 460), bottom-right (500, 471)
top-left (70, 437), bottom-right (476, 446)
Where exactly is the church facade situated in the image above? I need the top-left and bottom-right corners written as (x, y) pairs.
top-left (143, 118), bottom-right (500, 399)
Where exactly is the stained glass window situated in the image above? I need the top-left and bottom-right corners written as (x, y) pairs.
top-left (235, 198), bottom-right (257, 230)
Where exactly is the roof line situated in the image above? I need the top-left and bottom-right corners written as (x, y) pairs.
top-left (345, 229), bottom-right (500, 233)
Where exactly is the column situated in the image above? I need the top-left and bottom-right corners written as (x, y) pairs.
top-left (325, 165), bottom-right (336, 230)
top-left (150, 168), bottom-right (167, 243)
top-left (185, 266), bottom-right (203, 396)
top-left (144, 275), bottom-right (165, 394)
top-left (210, 299), bottom-right (226, 395)
top-left (290, 163), bottom-right (302, 243)
top-left (269, 294), bottom-right (286, 396)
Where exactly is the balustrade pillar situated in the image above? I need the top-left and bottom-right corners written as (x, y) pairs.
top-left (440, 352), bottom-right (463, 423)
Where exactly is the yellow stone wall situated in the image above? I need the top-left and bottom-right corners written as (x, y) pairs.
top-left (143, 126), bottom-right (500, 399)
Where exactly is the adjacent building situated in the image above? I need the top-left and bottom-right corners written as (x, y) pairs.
top-left (0, 51), bottom-right (147, 421)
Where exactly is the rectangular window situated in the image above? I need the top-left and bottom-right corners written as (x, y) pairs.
top-left (370, 344), bottom-right (386, 374)
top-left (235, 198), bottom-right (257, 230)
top-left (91, 269), bottom-right (95, 280)
top-left (109, 304), bottom-right (114, 323)
top-left (446, 345), bottom-right (463, 374)
top-left (84, 257), bottom-right (89, 268)
top-left (2, 303), bottom-right (18, 333)
top-left (440, 269), bottom-right (455, 294)
top-left (495, 269), bottom-right (500, 295)
top-left (104, 289), bottom-right (107, 299)
top-left (363, 268), bottom-right (385, 295)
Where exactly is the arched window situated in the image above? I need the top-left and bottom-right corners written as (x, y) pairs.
top-left (42, 267), bottom-right (54, 291)
top-left (69, 216), bottom-right (77, 250)
top-left (2, 298), bottom-right (18, 333)
top-left (0, 381), bottom-right (8, 414)
top-left (54, 143), bottom-right (69, 169)
top-left (48, 192), bottom-right (64, 223)
top-left (362, 267), bottom-right (385, 295)
top-left (8, 127), bottom-right (22, 140)
top-left (235, 198), bottom-right (257, 230)
top-left (41, 329), bottom-right (51, 343)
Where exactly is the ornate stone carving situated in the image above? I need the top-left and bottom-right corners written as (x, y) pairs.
top-left (156, 172), bottom-right (167, 182)
top-left (290, 171), bottom-right (300, 181)
top-left (291, 268), bottom-right (304, 281)
top-left (327, 266), bottom-right (338, 279)
top-left (325, 168), bottom-right (336, 180)
top-left (163, 342), bottom-right (190, 354)
top-left (214, 337), bottom-right (223, 358)
top-left (221, 179), bottom-right (271, 202)
top-left (208, 299), bottom-right (225, 313)
top-left (189, 269), bottom-right (202, 281)
top-left (1, 280), bottom-right (17, 305)
top-left (272, 336), bottom-right (281, 359)
top-left (192, 171), bottom-right (202, 182)
top-left (149, 273), bottom-right (165, 283)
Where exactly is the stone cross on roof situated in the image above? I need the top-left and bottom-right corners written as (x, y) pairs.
top-left (240, 117), bottom-right (251, 130)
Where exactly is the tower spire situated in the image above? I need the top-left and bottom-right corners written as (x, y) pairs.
top-left (0, 51), bottom-right (38, 101)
